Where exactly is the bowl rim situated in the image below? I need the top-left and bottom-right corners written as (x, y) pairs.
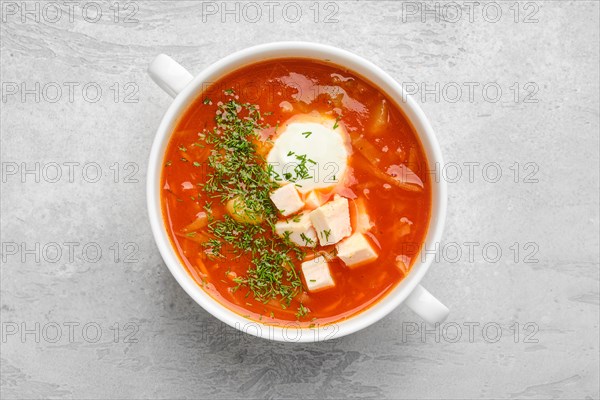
top-left (147, 41), bottom-right (447, 342)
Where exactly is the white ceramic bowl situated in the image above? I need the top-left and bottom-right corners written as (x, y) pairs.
top-left (147, 42), bottom-right (449, 342)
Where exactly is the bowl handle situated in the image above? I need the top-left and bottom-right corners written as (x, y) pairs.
top-left (405, 284), bottom-right (449, 324)
top-left (148, 54), bottom-right (193, 98)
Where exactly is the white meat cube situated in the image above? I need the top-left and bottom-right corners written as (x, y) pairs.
top-left (301, 256), bottom-right (335, 292)
top-left (274, 213), bottom-right (317, 247)
top-left (304, 191), bottom-right (324, 210)
top-left (336, 233), bottom-right (378, 268)
top-left (309, 195), bottom-right (351, 245)
top-left (269, 183), bottom-right (304, 216)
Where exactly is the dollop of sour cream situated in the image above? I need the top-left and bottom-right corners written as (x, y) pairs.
top-left (266, 114), bottom-right (350, 193)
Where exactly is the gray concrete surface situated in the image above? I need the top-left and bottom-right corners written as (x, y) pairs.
top-left (1, 1), bottom-right (599, 399)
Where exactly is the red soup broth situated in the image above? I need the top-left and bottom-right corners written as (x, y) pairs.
top-left (161, 58), bottom-right (431, 326)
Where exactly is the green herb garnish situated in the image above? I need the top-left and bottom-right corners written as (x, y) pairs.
top-left (300, 233), bottom-right (315, 246)
top-left (198, 91), bottom-right (306, 306)
top-left (333, 115), bottom-right (342, 129)
top-left (296, 303), bottom-right (309, 319)
top-left (278, 153), bottom-right (313, 183)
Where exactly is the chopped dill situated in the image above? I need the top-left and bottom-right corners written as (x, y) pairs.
top-left (333, 115), bottom-right (342, 129)
top-left (300, 233), bottom-right (315, 246)
top-left (198, 90), bottom-right (306, 306)
top-left (277, 153), bottom-right (314, 184)
top-left (296, 303), bottom-right (309, 319)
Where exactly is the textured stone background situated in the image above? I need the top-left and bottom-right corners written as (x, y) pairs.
top-left (1, 1), bottom-right (599, 399)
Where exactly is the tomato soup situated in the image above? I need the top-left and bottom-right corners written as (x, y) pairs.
top-left (161, 59), bottom-right (431, 326)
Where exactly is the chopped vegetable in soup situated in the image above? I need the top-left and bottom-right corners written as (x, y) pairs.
top-left (161, 59), bottom-right (431, 326)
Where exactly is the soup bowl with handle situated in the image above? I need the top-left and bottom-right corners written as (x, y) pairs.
top-left (147, 41), bottom-right (449, 342)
